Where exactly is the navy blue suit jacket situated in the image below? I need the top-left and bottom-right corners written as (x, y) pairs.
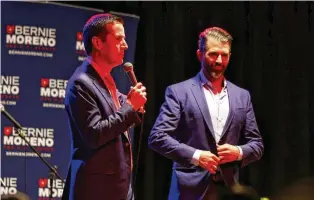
top-left (62, 61), bottom-right (140, 200)
top-left (148, 73), bottom-right (264, 200)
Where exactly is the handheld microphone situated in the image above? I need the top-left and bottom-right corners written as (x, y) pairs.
top-left (123, 62), bottom-right (145, 114)
top-left (123, 62), bottom-right (137, 86)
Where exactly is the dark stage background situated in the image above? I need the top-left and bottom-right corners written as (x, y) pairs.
top-left (61, 1), bottom-right (314, 200)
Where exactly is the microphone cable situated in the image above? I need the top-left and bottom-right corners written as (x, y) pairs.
top-left (131, 112), bottom-right (145, 199)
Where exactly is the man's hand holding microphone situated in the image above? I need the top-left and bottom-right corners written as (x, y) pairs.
top-left (123, 62), bottom-right (147, 112)
top-left (127, 82), bottom-right (147, 111)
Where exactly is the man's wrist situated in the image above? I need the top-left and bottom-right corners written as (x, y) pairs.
top-left (236, 146), bottom-right (243, 160)
top-left (191, 149), bottom-right (202, 166)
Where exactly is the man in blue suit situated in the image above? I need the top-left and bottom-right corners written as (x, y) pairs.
top-left (62, 14), bottom-right (147, 200)
top-left (148, 27), bottom-right (264, 200)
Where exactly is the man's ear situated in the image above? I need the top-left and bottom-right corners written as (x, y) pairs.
top-left (196, 49), bottom-right (203, 62)
top-left (228, 52), bottom-right (232, 62)
top-left (91, 36), bottom-right (102, 51)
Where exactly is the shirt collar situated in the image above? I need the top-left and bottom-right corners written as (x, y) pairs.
top-left (199, 70), bottom-right (227, 90)
top-left (86, 56), bottom-right (111, 78)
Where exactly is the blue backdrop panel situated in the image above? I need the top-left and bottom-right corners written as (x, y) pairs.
top-left (1, 2), bottom-right (139, 199)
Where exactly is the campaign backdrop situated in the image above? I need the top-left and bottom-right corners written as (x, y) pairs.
top-left (1, 1), bottom-right (139, 199)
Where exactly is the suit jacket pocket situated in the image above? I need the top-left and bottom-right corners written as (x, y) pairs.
top-left (174, 162), bottom-right (200, 172)
top-left (174, 166), bottom-right (208, 189)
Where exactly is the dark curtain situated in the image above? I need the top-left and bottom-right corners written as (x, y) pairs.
top-left (63, 1), bottom-right (314, 199)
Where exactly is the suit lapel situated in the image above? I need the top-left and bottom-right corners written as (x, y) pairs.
top-left (219, 81), bottom-right (235, 141)
top-left (190, 74), bottom-right (216, 139)
top-left (89, 66), bottom-right (131, 143)
top-left (93, 78), bottom-right (116, 113)
top-left (81, 61), bottom-right (116, 113)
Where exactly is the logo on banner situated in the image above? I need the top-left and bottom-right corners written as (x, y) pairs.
top-left (38, 178), bottom-right (65, 199)
top-left (2, 126), bottom-right (55, 158)
top-left (76, 32), bottom-right (86, 62)
top-left (0, 75), bottom-right (20, 106)
top-left (40, 78), bottom-right (67, 109)
top-left (0, 177), bottom-right (18, 195)
top-left (5, 24), bottom-right (56, 58)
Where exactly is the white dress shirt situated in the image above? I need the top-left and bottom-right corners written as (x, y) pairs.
top-left (191, 71), bottom-right (243, 166)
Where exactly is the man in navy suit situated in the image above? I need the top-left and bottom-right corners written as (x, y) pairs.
top-left (148, 27), bottom-right (264, 200)
top-left (62, 14), bottom-right (147, 200)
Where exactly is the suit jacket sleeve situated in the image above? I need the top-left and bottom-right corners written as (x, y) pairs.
top-left (66, 80), bottom-right (139, 149)
top-left (117, 90), bottom-right (141, 126)
top-left (239, 91), bottom-right (264, 167)
top-left (148, 86), bottom-right (196, 166)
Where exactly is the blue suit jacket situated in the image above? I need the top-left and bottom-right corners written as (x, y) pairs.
top-left (148, 73), bottom-right (264, 200)
top-left (62, 61), bottom-right (140, 200)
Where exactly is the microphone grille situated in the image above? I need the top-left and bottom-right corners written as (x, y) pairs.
top-left (123, 62), bottom-right (133, 72)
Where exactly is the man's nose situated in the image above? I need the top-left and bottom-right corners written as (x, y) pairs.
top-left (122, 39), bottom-right (128, 50)
top-left (216, 54), bottom-right (222, 63)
